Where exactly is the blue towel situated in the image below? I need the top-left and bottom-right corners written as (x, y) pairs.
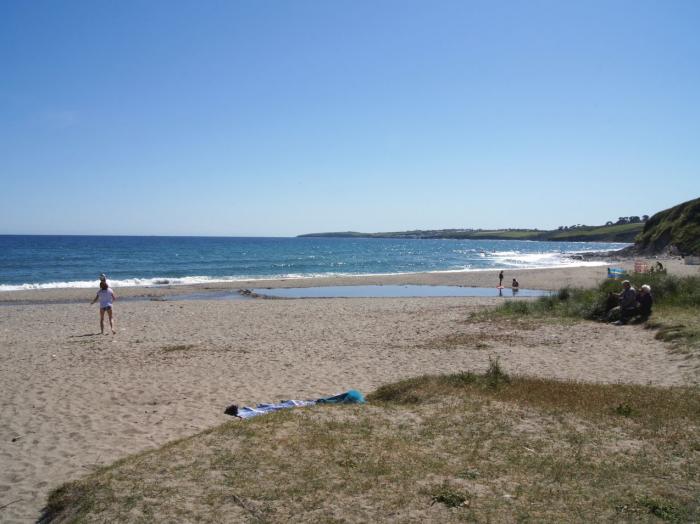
top-left (607, 267), bottom-right (626, 279)
top-left (317, 389), bottom-right (365, 404)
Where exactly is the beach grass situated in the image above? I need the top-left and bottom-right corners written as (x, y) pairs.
top-left (42, 368), bottom-right (699, 523)
top-left (481, 273), bottom-right (700, 354)
top-left (646, 308), bottom-right (700, 354)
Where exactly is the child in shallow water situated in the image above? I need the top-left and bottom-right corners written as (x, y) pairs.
top-left (91, 280), bottom-right (116, 334)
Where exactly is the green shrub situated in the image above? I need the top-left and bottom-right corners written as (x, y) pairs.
top-left (430, 484), bottom-right (468, 508)
top-left (492, 274), bottom-right (700, 320)
top-left (557, 288), bottom-right (571, 301)
top-left (485, 274), bottom-right (700, 352)
top-left (485, 356), bottom-right (510, 388)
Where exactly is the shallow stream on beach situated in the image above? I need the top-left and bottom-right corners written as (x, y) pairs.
top-left (248, 285), bottom-right (549, 298)
top-left (0, 285), bottom-right (549, 306)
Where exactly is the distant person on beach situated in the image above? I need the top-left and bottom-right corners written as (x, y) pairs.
top-left (498, 271), bottom-right (504, 287)
top-left (511, 278), bottom-right (519, 290)
top-left (91, 280), bottom-right (116, 334)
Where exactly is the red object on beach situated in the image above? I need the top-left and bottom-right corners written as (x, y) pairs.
top-left (634, 261), bottom-right (649, 273)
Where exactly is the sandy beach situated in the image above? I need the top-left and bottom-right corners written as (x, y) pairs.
top-left (1, 260), bottom-right (698, 522)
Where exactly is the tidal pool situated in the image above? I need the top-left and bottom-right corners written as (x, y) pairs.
top-left (250, 285), bottom-right (549, 299)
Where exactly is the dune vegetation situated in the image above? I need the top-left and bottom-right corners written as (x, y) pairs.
top-left (42, 359), bottom-right (698, 523)
top-left (484, 272), bottom-right (700, 356)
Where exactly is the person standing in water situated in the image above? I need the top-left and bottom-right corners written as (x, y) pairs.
top-left (91, 280), bottom-right (116, 334)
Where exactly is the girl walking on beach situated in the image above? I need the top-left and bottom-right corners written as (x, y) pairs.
top-left (91, 281), bottom-right (116, 334)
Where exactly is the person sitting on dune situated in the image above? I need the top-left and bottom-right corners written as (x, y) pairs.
top-left (635, 284), bottom-right (653, 322)
top-left (609, 280), bottom-right (637, 325)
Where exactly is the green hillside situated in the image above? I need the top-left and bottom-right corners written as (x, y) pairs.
top-left (546, 222), bottom-right (644, 242)
top-left (299, 222), bottom-right (644, 243)
top-left (634, 197), bottom-right (700, 255)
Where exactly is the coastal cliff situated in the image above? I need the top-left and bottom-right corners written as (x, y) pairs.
top-left (633, 197), bottom-right (700, 256)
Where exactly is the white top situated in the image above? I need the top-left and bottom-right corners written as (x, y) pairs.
top-left (97, 288), bottom-right (114, 308)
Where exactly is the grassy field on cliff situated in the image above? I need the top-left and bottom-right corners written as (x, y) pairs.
top-left (299, 221), bottom-right (644, 242)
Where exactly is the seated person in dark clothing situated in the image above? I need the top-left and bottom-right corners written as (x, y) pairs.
top-left (604, 291), bottom-right (619, 317)
top-left (635, 284), bottom-right (653, 321)
top-left (608, 280), bottom-right (638, 324)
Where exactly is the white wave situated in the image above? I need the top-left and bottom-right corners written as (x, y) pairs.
top-left (477, 250), bottom-right (612, 270)
top-left (427, 259), bottom-right (610, 275)
top-left (0, 273), bottom-right (364, 292)
top-left (0, 276), bottom-right (238, 292)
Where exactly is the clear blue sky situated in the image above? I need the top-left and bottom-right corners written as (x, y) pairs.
top-left (1, 1), bottom-right (698, 236)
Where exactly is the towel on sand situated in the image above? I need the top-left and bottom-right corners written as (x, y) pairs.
top-left (225, 389), bottom-right (365, 419)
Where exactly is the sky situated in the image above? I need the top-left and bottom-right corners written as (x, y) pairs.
top-left (1, 1), bottom-right (699, 236)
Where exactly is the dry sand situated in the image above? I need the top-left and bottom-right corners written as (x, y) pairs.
top-left (0, 260), bottom-right (698, 522)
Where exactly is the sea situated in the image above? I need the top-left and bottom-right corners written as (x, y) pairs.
top-left (0, 235), bottom-right (628, 292)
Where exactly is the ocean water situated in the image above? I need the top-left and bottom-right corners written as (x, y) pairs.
top-left (0, 235), bottom-right (627, 291)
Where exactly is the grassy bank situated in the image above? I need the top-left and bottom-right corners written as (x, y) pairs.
top-left (635, 196), bottom-right (700, 255)
top-left (299, 222), bottom-right (644, 242)
top-left (485, 273), bottom-right (700, 354)
top-left (43, 366), bottom-right (699, 523)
